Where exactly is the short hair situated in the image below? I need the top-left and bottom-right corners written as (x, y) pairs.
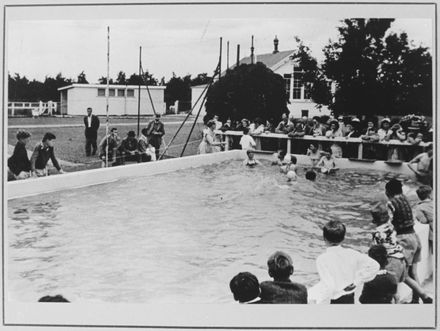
top-left (368, 245), bottom-right (388, 269)
top-left (87, 107), bottom-right (92, 111)
top-left (141, 128), bottom-right (149, 136)
top-left (278, 150), bottom-right (286, 158)
top-left (110, 127), bottom-right (118, 133)
top-left (267, 251), bottom-right (293, 279)
top-left (243, 127), bottom-right (250, 134)
top-left (229, 272), bottom-right (260, 303)
top-left (127, 130), bottom-right (136, 137)
top-left (416, 185), bottom-right (432, 201)
top-left (305, 170), bottom-right (317, 181)
top-left (290, 155), bottom-right (297, 164)
top-left (323, 220), bottom-right (346, 244)
top-left (42, 132), bottom-right (56, 142)
top-left (207, 120), bottom-right (216, 128)
top-left (246, 149), bottom-right (255, 156)
top-left (370, 202), bottom-right (389, 225)
top-left (385, 178), bottom-right (402, 196)
top-left (38, 295), bottom-right (69, 302)
top-left (16, 130), bottom-right (31, 140)
top-left (155, 113), bottom-right (161, 118)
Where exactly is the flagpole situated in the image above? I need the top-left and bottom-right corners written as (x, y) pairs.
top-left (105, 26), bottom-right (110, 168)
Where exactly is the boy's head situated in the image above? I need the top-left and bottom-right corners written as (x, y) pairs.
top-left (243, 127), bottom-right (250, 135)
top-left (141, 128), bottom-right (149, 136)
top-left (305, 170), bottom-right (317, 181)
top-left (42, 132), bottom-right (56, 147)
top-left (229, 272), bottom-right (260, 303)
top-left (127, 130), bottom-right (136, 138)
top-left (370, 202), bottom-right (389, 225)
top-left (368, 245), bottom-right (388, 269)
top-left (38, 295), bottom-right (69, 302)
top-left (246, 149), bottom-right (255, 159)
top-left (277, 149), bottom-right (286, 160)
top-left (289, 155), bottom-right (297, 165)
top-left (267, 251), bottom-right (293, 281)
top-left (385, 178), bottom-right (402, 197)
top-left (416, 185), bottom-right (432, 201)
top-left (309, 143), bottom-right (317, 152)
top-left (323, 220), bottom-right (346, 245)
top-left (16, 130), bottom-right (31, 143)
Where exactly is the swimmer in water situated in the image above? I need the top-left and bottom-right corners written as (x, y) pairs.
top-left (306, 143), bottom-right (321, 167)
top-left (317, 150), bottom-right (338, 174)
top-left (305, 170), bottom-right (317, 181)
top-left (280, 154), bottom-right (297, 174)
top-left (272, 149), bottom-right (287, 166)
top-left (243, 149), bottom-right (261, 167)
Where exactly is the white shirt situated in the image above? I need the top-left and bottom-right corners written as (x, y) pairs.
top-left (239, 135), bottom-right (256, 150)
top-left (146, 146), bottom-right (156, 161)
top-left (316, 245), bottom-right (379, 301)
top-left (87, 116), bottom-right (92, 128)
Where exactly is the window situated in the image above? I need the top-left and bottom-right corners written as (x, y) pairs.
top-left (292, 72), bottom-right (303, 99)
top-left (283, 74), bottom-right (291, 98)
top-left (117, 89), bottom-right (125, 97)
top-left (301, 110), bottom-right (309, 118)
top-left (127, 89), bottom-right (135, 97)
top-left (109, 89), bottom-right (115, 97)
top-left (97, 88), bottom-right (105, 96)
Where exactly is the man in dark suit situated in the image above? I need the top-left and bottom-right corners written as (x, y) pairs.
top-left (84, 107), bottom-right (100, 156)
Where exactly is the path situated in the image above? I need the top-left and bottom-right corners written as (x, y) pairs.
top-left (8, 121), bottom-right (203, 129)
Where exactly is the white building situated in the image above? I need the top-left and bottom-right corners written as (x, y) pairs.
top-left (191, 37), bottom-right (331, 119)
top-left (58, 84), bottom-right (166, 116)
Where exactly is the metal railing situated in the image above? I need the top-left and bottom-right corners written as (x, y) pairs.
top-left (216, 130), bottom-right (431, 161)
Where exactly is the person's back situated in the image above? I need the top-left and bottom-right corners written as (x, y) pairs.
top-left (260, 251), bottom-right (307, 304)
top-left (229, 272), bottom-right (262, 304)
top-left (316, 220), bottom-right (379, 303)
top-left (385, 180), bottom-right (414, 235)
top-left (414, 185), bottom-right (433, 252)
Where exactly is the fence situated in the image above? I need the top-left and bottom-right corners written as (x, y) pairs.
top-left (8, 101), bottom-right (59, 117)
top-left (216, 130), bottom-right (431, 162)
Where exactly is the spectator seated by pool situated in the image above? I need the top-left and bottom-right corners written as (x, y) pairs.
top-left (259, 251), bottom-right (308, 304)
top-left (8, 130), bottom-right (32, 180)
top-left (229, 272), bottom-right (262, 304)
top-left (119, 130), bottom-right (139, 164)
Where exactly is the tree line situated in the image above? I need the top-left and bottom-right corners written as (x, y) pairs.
top-left (8, 69), bottom-right (212, 112)
top-left (206, 18), bottom-right (432, 120)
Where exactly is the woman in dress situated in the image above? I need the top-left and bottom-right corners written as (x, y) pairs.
top-left (199, 120), bottom-right (225, 154)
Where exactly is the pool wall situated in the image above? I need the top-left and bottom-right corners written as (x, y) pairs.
top-left (7, 151), bottom-right (416, 199)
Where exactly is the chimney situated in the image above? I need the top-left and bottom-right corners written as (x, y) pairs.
top-left (273, 35), bottom-right (279, 54)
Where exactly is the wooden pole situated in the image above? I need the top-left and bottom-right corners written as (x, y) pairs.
top-left (105, 26), bottom-right (110, 168)
top-left (236, 44), bottom-right (240, 67)
top-left (219, 37), bottom-right (222, 78)
top-left (137, 46), bottom-right (142, 137)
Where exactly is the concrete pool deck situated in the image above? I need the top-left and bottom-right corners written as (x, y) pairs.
top-left (7, 150), bottom-right (417, 200)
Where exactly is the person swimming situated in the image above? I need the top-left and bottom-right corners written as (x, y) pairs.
top-left (243, 149), bottom-right (261, 167)
top-left (317, 150), bottom-right (338, 174)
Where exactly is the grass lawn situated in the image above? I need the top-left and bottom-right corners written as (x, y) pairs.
top-left (7, 116), bottom-right (206, 174)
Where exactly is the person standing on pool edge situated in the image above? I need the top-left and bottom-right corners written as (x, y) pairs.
top-left (83, 107), bottom-right (100, 156)
top-left (145, 113), bottom-right (165, 160)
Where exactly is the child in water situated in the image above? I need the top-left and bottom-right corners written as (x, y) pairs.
top-left (280, 155), bottom-right (298, 182)
top-left (317, 150), bottom-right (338, 174)
top-left (242, 149), bottom-right (261, 167)
top-left (306, 143), bottom-right (321, 167)
top-left (271, 149), bottom-right (287, 166)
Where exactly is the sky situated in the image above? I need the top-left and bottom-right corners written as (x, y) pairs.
top-left (6, 4), bottom-right (433, 83)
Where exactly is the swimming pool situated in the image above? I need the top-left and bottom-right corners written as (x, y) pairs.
top-left (7, 156), bottom-right (421, 304)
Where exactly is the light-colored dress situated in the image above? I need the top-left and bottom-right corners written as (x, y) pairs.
top-left (199, 129), bottom-right (216, 154)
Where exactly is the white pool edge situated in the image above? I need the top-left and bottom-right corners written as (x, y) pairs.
top-left (7, 151), bottom-right (416, 200)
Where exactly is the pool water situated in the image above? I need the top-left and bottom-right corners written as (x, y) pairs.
top-left (7, 160), bottom-right (418, 303)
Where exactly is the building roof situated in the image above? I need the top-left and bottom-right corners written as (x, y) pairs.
top-left (227, 49), bottom-right (295, 72)
top-left (58, 83), bottom-right (165, 91)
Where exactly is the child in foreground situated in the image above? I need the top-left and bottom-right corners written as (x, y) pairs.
top-left (315, 220), bottom-right (379, 304)
top-left (359, 245), bottom-right (398, 304)
top-left (259, 251), bottom-right (308, 304)
top-left (229, 272), bottom-right (262, 304)
top-left (242, 149), bottom-right (261, 167)
top-left (413, 185), bottom-right (433, 254)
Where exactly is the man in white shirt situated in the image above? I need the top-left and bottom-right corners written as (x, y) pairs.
top-left (315, 220), bottom-right (379, 304)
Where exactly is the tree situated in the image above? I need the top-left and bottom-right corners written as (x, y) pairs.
top-left (164, 76), bottom-right (192, 112)
top-left (322, 18), bottom-right (432, 116)
top-left (98, 76), bottom-right (114, 84)
top-left (190, 73), bottom-right (211, 86)
top-left (290, 37), bottom-right (332, 108)
top-left (115, 71), bottom-right (127, 85)
top-left (205, 62), bottom-right (289, 122)
top-left (77, 71), bottom-right (89, 84)
top-left (127, 71), bottom-right (158, 86)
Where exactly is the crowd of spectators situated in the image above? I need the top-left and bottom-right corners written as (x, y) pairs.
top-left (230, 179), bottom-right (433, 304)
